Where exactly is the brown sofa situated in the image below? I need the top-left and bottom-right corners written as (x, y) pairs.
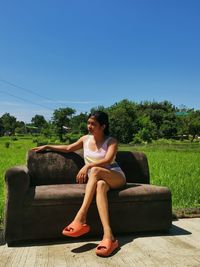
top-left (4, 150), bottom-right (172, 246)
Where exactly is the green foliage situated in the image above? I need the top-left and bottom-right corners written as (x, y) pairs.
top-left (0, 117), bottom-right (3, 136)
top-left (66, 133), bottom-right (82, 144)
top-left (52, 107), bottom-right (75, 142)
top-left (79, 122), bottom-right (88, 134)
top-left (188, 111), bottom-right (200, 141)
top-left (0, 137), bottom-right (34, 223)
top-left (70, 112), bottom-right (88, 132)
top-left (159, 120), bottom-right (177, 138)
top-left (1, 100), bottom-right (200, 144)
top-left (130, 133), bottom-right (143, 145)
top-left (10, 136), bottom-right (18, 141)
top-left (31, 115), bottom-right (47, 129)
top-left (5, 141), bottom-right (10, 148)
top-left (90, 105), bottom-right (107, 114)
top-left (16, 121), bottom-right (26, 133)
top-left (108, 99), bottom-right (137, 143)
top-left (1, 113), bottom-right (17, 135)
top-left (135, 114), bottom-right (157, 142)
top-left (41, 123), bottom-right (54, 138)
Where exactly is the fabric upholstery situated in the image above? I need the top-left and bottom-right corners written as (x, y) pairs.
top-left (27, 150), bottom-right (84, 186)
top-left (27, 150), bottom-right (150, 186)
top-left (4, 150), bottom-right (172, 245)
top-left (24, 183), bottom-right (170, 206)
top-left (115, 151), bottom-right (149, 183)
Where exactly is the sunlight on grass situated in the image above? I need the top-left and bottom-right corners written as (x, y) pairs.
top-left (120, 143), bottom-right (200, 209)
top-left (0, 137), bottom-right (33, 221)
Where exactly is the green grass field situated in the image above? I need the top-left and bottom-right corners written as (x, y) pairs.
top-left (119, 142), bottom-right (200, 210)
top-left (0, 136), bottom-right (200, 224)
top-left (0, 136), bottom-right (34, 223)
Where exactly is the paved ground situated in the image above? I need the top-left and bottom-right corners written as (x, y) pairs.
top-left (0, 218), bottom-right (200, 267)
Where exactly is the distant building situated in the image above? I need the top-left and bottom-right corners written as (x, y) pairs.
top-left (62, 126), bottom-right (71, 132)
top-left (175, 112), bottom-right (188, 117)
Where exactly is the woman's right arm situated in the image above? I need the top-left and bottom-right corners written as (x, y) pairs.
top-left (32, 135), bottom-right (86, 153)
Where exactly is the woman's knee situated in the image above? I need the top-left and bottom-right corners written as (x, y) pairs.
top-left (90, 167), bottom-right (102, 178)
top-left (96, 180), bottom-right (110, 193)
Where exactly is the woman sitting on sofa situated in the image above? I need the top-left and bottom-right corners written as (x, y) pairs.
top-left (32, 111), bottom-right (126, 257)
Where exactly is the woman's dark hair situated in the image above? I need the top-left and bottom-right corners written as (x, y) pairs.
top-left (88, 111), bottom-right (110, 135)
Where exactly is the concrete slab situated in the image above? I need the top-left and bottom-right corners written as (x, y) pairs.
top-left (0, 218), bottom-right (200, 267)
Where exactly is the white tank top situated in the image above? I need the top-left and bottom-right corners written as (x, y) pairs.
top-left (83, 135), bottom-right (126, 178)
top-left (83, 135), bottom-right (114, 165)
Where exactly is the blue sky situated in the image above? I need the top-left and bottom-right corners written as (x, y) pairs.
top-left (0, 0), bottom-right (200, 122)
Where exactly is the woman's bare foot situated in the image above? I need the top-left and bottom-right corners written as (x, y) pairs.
top-left (73, 210), bottom-right (87, 225)
top-left (103, 227), bottom-right (115, 241)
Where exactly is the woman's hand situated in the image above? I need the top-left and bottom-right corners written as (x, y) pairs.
top-left (31, 145), bottom-right (48, 152)
top-left (76, 165), bottom-right (90, 184)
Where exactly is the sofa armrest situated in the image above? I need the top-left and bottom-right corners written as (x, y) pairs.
top-left (4, 166), bottom-right (30, 243)
top-left (5, 166), bottom-right (30, 197)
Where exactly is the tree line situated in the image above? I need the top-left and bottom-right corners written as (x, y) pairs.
top-left (0, 99), bottom-right (200, 144)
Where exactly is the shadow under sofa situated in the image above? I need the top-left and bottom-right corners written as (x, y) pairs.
top-left (4, 150), bottom-right (172, 246)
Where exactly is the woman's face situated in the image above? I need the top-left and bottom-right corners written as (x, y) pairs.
top-left (87, 117), bottom-right (105, 135)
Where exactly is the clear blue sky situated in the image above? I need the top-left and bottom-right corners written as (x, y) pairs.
top-left (0, 0), bottom-right (200, 122)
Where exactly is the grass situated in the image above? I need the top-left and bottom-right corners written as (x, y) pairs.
top-left (0, 136), bottom-right (200, 225)
top-left (0, 136), bottom-right (34, 223)
top-left (119, 142), bottom-right (200, 210)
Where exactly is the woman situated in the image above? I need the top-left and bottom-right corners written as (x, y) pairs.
top-left (32, 111), bottom-right (126, 257)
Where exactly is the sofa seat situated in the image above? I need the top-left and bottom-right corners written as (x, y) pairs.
top-left (24, 183), bottom-right (171, 206)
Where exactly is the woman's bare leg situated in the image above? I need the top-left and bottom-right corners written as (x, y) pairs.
top-left (73, 175), bottom-right (98, 224)
top-left (94, 167), bottom-right (126, 240)
top-left (96, 180), bottom-right (114, 240)
top-left (73, 167), bottom-right (125, 227)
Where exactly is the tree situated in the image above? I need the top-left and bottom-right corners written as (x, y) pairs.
top-left (133, 115), bottom-right (157, 143)
top-left (31, 115), bottom-right (47, 129)
top-left (90, 105), bottom-right (107, 114)
top-left (52, 107), bottom-right (75, 141)
top-left (175, 113), bottom-right (189, 140)
top-left (159, 120), bottom-right (177, 138)
top-left (108, 99), bottom-right (137, 143)
top-left (188, 111), bottom-right (200, 141)
top-left (41, 122), bottom-right (54, 138)
top-left (79, 122), bottom-right (88, 134)
top-left (70, 112), bottom-right (88, 133)
top-left (15, 121), bottom-right (26, 134)
top-left (1, 113), bottom-right (17, 135)
top-left (138, 100), bottom-right (177, 139)
top-left (0, 117), bottom-right (4, 136)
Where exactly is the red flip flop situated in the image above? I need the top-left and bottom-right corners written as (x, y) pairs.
top-left (62, 221), bottom-right (90, 237)
top-left (95, 239), bottom-right (119, 257)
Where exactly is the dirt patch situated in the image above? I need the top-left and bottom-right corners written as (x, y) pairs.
top-left (173, 208), bottom-right (200, 220)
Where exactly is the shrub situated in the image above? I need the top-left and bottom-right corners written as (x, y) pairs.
top-left (37, 141), bottom-right (48, 146)
top-left (131, 133), bottom-right (143, 144)
top-left (11, 136), bottom-right (18, 141)
top-left (36, 137), bottom-right (48, 146)
top-left (5, 142), bottom-right (10, 148)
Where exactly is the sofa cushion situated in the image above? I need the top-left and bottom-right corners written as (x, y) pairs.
top-left (27, 150), bottom-right (85, 186)
top-left (24, 183), bottom-right (171, 206)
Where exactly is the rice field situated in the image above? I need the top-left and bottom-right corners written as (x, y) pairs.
top-left (119, 143), bottom-right (200, 210)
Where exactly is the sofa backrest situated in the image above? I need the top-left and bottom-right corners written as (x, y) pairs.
top-left (116, 151), bottom-right (150, 184)
top-left (27, 150), bottom-right (150, 186)
top-left (27, 150), bottom-right (85, 186)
